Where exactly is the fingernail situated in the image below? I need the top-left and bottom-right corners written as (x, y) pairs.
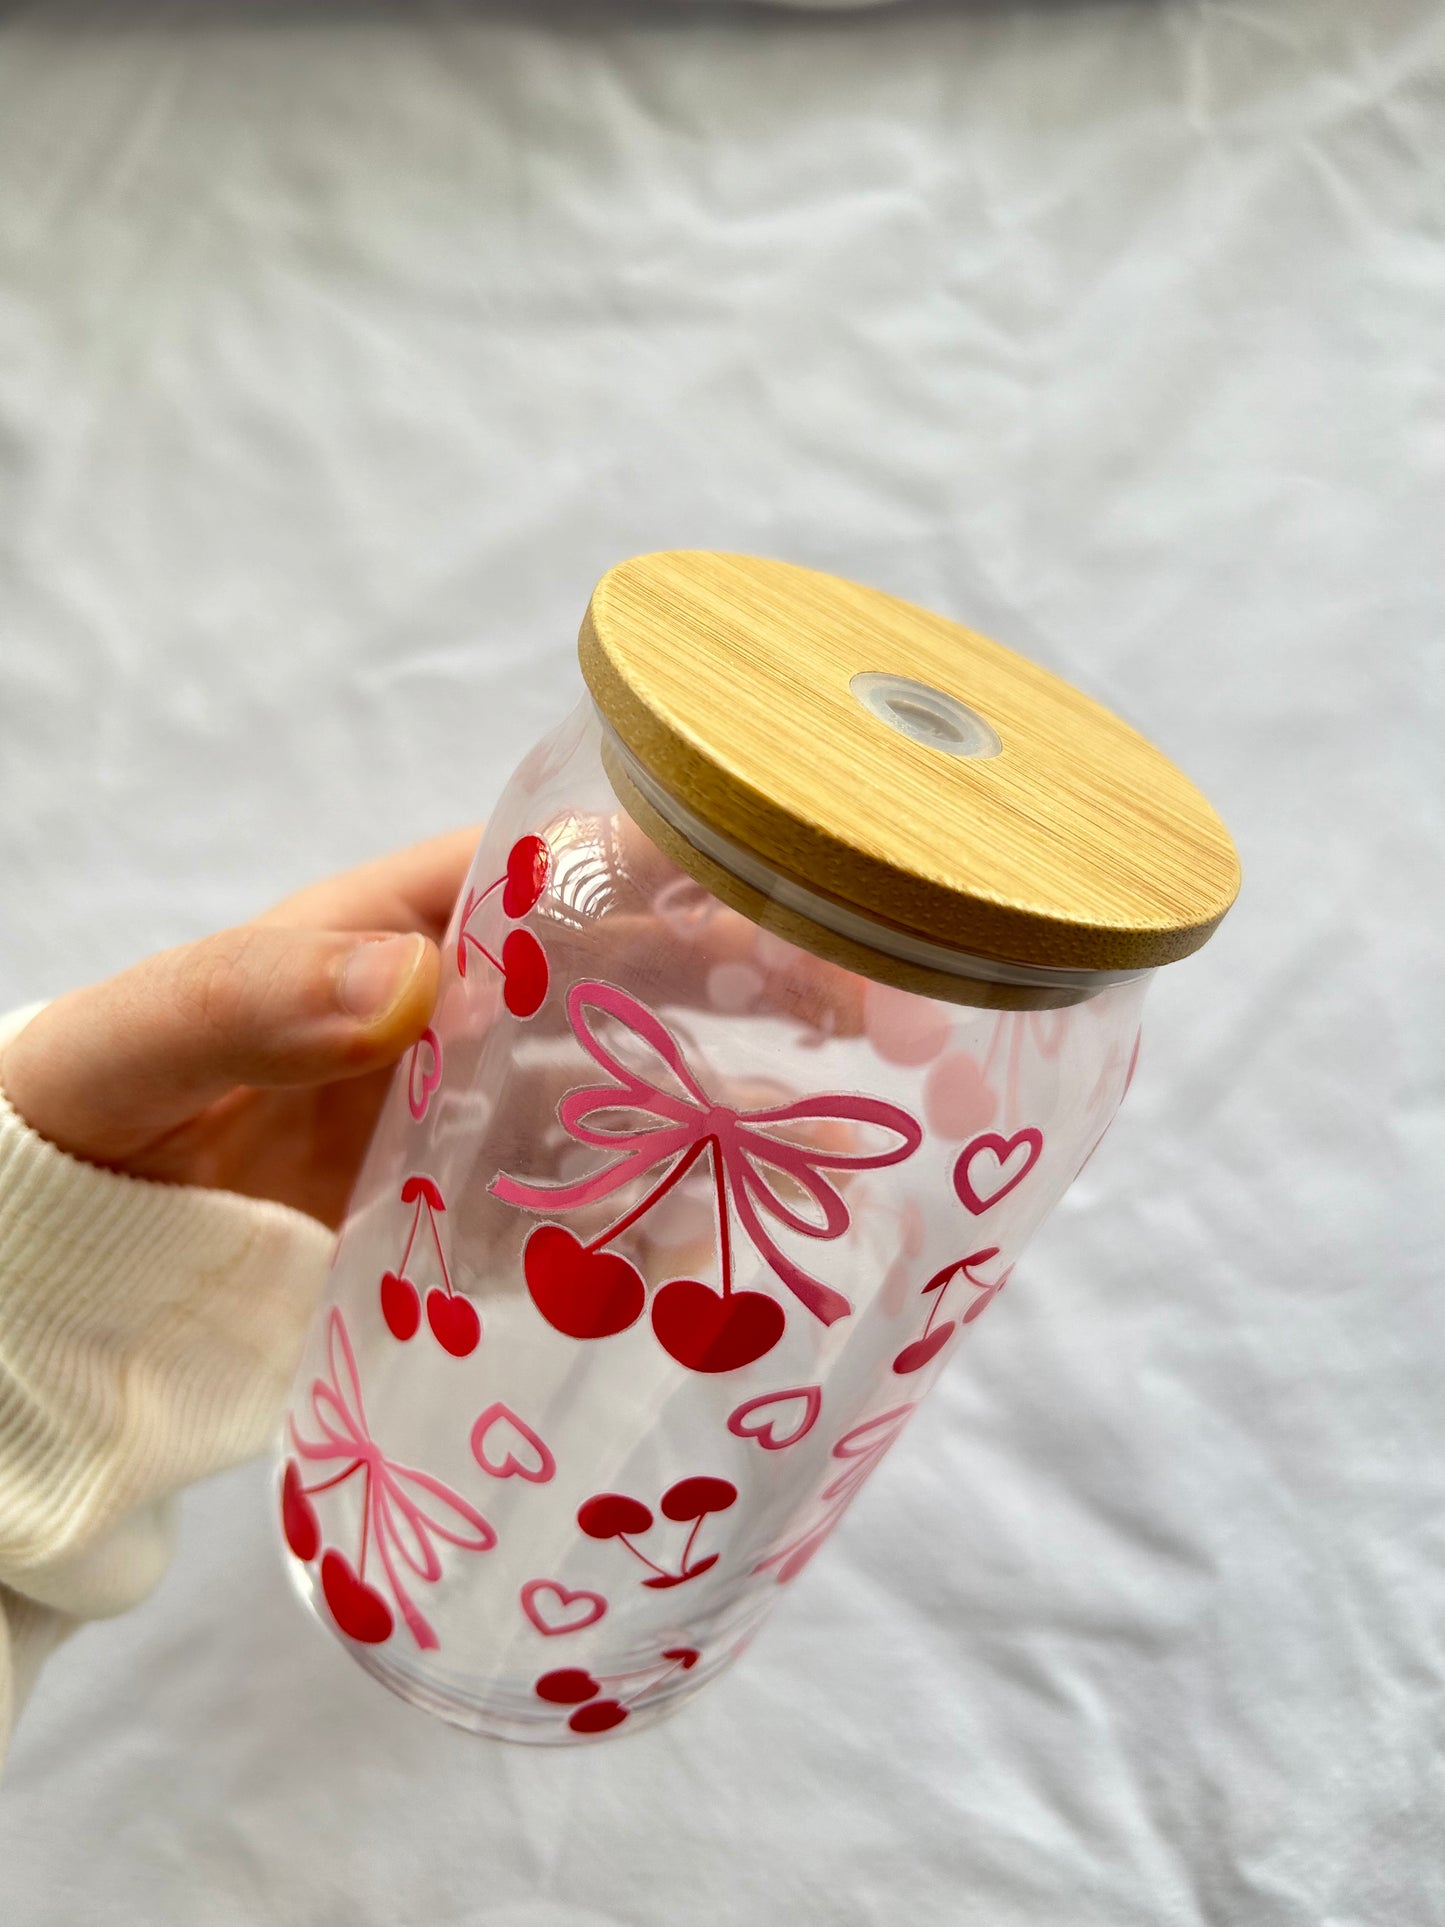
top-left (337, 934), bottom-right (427, 1024)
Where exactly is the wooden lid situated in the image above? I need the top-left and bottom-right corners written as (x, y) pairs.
top-left (579, 552), bottom-right (1240, 986)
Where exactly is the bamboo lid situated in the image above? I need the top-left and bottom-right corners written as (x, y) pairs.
top-left (579, 552), bottom-right (1239, 997)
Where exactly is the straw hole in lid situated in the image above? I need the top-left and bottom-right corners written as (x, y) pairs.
top-left (849, 672), bottom-right (1002, 761)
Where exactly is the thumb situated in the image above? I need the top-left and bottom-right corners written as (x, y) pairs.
top-left (0, 925), bottom-right (438, 1165)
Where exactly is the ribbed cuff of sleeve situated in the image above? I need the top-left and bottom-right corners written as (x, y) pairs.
top-left (0, 1007), bottom-right (335, 1620)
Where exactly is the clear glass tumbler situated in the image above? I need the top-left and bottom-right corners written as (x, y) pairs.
top-left (277, 701), bottom-right (1152, 1742)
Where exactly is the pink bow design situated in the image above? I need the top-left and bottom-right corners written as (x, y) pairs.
top-left (289, 1310), bottom-right (496, 1650)
top-left (492, 980), bottom-right (922, 1325)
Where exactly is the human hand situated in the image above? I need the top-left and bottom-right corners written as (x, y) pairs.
top-left (0, 829), bottom-right (479, 1229)
top-left (0, 810), bottom-right (875, 1240)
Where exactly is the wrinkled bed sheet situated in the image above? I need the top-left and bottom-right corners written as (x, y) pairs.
top-left (0, 1), bottom-right (1441, 1922)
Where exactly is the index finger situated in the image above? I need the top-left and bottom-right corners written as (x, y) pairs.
top-left (255, 826), bottom-right (483, 939)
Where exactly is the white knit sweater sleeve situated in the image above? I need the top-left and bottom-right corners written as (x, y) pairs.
top-left (0, 1005), bottom-right (335, 1765)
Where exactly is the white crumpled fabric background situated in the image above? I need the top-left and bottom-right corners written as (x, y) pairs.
top-left (1, 1), bottom-right (1441, 1921)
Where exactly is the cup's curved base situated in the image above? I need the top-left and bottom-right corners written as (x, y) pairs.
top-left (285, 1553), bottom-right (734, 1744)
top-left (345, 1641), bottom-right (717, 1744)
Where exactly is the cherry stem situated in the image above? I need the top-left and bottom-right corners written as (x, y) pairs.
top-left (959, 1253), bottom-right (1004, 1304)
top-left (358, 1468), bottom-right (373, 1579)
top-left (459, 878), bottom-right (504, 935)
top-left (711, 1137), bottom-right (733, 1302)
top-left (463, 932), bottom-right (504, 974)
top-left (301, 1461), bottom-right (364, 1498)
top-left (587, 1139), bottom-right (709, 1253)
top-left (923, 1258), bottom-right (976, 1335)
top-left (598, 1660), bottom-right (657, 1687)
top-left (680, 1516), bottom-right (706, 1571)
top-left (617, 1536), bottom-right (672, 1580)
top-left (427, 1205), bottom-right (453, 1297)
top-left (397, 1201), bottom-right (423, 1278)
top-left (622, 1657), bottom-right (688, 1706)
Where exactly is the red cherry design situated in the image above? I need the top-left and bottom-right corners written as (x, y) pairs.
top-left (400, 1174), bottom-right (445, 1211)
top-left (663, 1647), bottom-right (701, 1670)
top-left (577, 1493), bottom-right (655, 1540)
top-left (926, 1247), bottom-right (998, 1291)
top-left (642, 1554), bottom-right (718, 1589)
top-left (524, 1225), bottom-right (646, 1340)
top-left (426, 1288), bottom-right (481, 1357)
top-left (501, 928), bottom-right (549, 1018)
top-left (650, 1280), bottom-right (785, 1373)
top-left (320, 1549), bottom-right (394, 1644)
top-left (280, 1460), bottom-right (320, 1562)
top-left (502, 834), bottom-right (551, 918)
top-left (380, 1270), bottom-right (421, 1341)
top-left (569, 1699), bottom-right (629, 1735)
top-left (660, 1475), bottom-right (738, 1523)
top-left (892, 1321), bottom-right (956, 1375)
top-left (535, 1667), bottom-right (601, 1705)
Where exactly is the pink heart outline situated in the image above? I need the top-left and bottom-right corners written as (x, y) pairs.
top-left (470, 1403), bottom-right (557, 1484)
top-left (833, 1403), bottom-right (916, 1460)
top-left (520, 1579), bottom-right (608, 1637)
top-left (726, 1386), bottom-right (823, 1452)
top-left (953, 1128), bottom-right (1044, 1215)
top-left (407, 1028), bottom-right (443, 1122)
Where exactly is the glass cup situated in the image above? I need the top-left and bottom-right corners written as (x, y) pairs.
top-left (277, 700), bottom-right (1150, 1742)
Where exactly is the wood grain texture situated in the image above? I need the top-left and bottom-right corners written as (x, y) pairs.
top-left (580, 552), bottom-right (1240, 976)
